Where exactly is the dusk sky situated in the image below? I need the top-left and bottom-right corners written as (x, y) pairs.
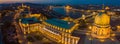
top-left (0, 0), bottom-right (120, 6)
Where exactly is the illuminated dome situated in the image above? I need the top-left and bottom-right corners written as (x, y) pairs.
top-left (65, 5), bottom-right (71, 10)
top-left (105, 6), bottom-right (110, 10)
top-left (94, 12), bottom-right (110, 25)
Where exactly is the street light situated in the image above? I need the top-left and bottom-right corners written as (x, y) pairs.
top-left (89, 26), bottom-right (92, 29)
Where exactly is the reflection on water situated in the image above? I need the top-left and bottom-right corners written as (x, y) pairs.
top-left (53, 8), bottom-right (82, 19)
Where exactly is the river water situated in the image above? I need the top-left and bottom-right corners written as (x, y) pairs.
top-left (52, 7), bottom-right (82, 19)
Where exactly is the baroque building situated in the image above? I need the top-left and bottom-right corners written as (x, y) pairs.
top-left (91, 12), bottom-right (111, 39)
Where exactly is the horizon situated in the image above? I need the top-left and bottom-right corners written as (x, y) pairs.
top-left (0, 0), bottom-right (120, 6)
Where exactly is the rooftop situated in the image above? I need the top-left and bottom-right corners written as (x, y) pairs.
top-left (45, 18), bottom-right (75, 29)
top-left (21, 17), bottom-right (40, 24)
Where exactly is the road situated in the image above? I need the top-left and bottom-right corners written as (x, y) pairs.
top-left (13, 9), bottom-right (29, 44)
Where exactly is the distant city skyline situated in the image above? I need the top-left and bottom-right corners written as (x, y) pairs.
top-left (0, 0), bottom-right (120, 6)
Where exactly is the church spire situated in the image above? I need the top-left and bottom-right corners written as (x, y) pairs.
top-left (22, 3), bottom-right (23, 7)
top-left (102, 4), bottom-right (105, 9)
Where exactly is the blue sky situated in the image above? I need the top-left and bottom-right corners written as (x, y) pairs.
top-left (32, 0), bottom-right (120, 6)
top-left (0, 0), bottom-right (120, 6)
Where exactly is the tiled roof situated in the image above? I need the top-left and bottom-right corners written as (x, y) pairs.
top-left (45, 18), bottom-right (75, 29)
